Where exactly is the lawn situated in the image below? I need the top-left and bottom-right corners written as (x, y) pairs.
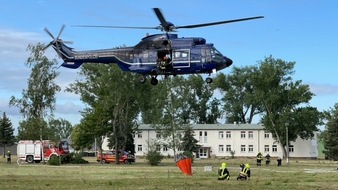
top-left (1, 156), bottom-right (337, 190)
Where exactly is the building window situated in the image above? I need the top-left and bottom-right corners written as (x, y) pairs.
top-left (248, 131), bottom-right (253, 138)
top-left (163, 145), bottom-right (168, 152)
top-left (289, 145), bottom-right (294, 152)
top-left (219, 145), bottom-right (224, 153)
top-left (137, 145), bottom-right (142, 152)
top-left (248, 145), bottom-right (253, 152)
top-left (241, 131), bottom-right (246, 138)
top-left (156, 132), bottom-right (161, 138)
top-left (226, 131), bottom-right (231, 138)
top-left (264, 132), bottom-right (270, 138)
top-left (219, 131), bottom-right (224, 139)
top-left (199, 131), bottom-right (203, 142)
top-left (241, 145), bottom-right (246, 152)
top-left (156, 145), bottom-right (161, 151)
top-left (204, 131), bottom-right (208, 143)
top-left (272, 145), bottom-right (278, 152)
top-left (137, 132), bottom-right (142, 138)
top-left (226, 145), bottom-right (231, 152)
top-left (264, 145), bottom-right (270, 152)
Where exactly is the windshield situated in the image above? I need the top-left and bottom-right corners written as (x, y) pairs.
top-left (211, 47), bottom-right (223, 63)
top-left (211, 47), bottom-right (223, 57)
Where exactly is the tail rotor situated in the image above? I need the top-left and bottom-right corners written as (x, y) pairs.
top-left (43, 25), bottom-right (72, 56)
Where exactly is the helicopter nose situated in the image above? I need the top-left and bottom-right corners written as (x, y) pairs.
top-left (225, 57), bottom-right (233, 67)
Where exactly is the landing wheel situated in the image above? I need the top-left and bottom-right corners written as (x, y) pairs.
top-left (139, 75), bottom-right (147, 83)
top-left (206, 77), bottom-right (213, 84)
top-left (150, 78), bottom-right (158, 85)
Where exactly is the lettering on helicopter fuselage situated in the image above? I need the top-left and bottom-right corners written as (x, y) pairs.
top-left (74, 54), bottom-right (98, 60)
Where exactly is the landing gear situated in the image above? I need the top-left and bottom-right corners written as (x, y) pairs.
top-left (150, 77), bottom-right (158, 85)
top-left (139, 75), bottom-right (147, 83)
top-left (206, 77), bottom-right (213, 84)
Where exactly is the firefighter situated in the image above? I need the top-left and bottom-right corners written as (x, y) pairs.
top-left (217, 162), bottom-right (230, 180)
top-left (237, 163), bottom-right (251, 180)
top-left (256, 152), bottom-right (263, 166)
top-left (7, 150), bottom-right (11, 164)
top-left (265, 153), bottom-right (271, 165)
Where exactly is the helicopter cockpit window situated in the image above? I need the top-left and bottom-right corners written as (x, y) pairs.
top-left (211, 47), bottom-right (223, 58)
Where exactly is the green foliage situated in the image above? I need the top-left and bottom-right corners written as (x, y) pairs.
top-left (322, 103), bottom-right (338, 160)
top-left (253, 56), bottom-right (321, 158)
top-left (67, 64), bottom-right (144, 157)
top-left (180, 126), bottom-right (199, 154)
top-left (9, 43), bottom-right (61, 140)
top-left (215, 55), bottom-right (321, 159)
top-left (48, 155), bottom-right (61, 165)
top-left (48, 118), bottom-right (73, 140)
top-left (214, 66), bottom-right (262, 124)
top-left (69, 153), bottom-right (89, 164)
top-left (0, 112), bottom-right (15, 157)
top-left (144, 140), bottom-right (164, 166)
top-left (145, 149), bottom-right (164, 166)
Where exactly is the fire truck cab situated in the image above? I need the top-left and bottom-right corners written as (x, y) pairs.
top-left (17, 140), bottom-right (69, 163)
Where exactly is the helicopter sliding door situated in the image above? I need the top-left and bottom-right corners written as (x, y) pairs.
top-left (172, 49), bottom-right (190, 68)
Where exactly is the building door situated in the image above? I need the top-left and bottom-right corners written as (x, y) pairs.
top-left (198, 147), bottom-right (209, 158)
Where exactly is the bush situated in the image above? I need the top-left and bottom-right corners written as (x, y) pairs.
top-left (48, 155), bottom-right (61, 165)
top-left (145, 150), bottom-right (163, 166)
top-left (70, 153), bottom-right (89, 164)
top-left (49, 153), bottom-right (89, 165)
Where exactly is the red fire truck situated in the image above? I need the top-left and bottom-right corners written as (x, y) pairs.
top-left (17, 140), bottom-right (69, 163)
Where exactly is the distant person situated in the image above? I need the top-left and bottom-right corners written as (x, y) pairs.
top-left (217, 162), bottom-right (230, 180)
top-left (7, 150), bottom-right (11, 164)
top-left (237, 163), bottom-right (251, 180)
top-left (265, 153), bottom-right (271, 165)
top-left (256, 152), bottom-right (263, 166)
top-left (277, 157), bottom-right (282, 166)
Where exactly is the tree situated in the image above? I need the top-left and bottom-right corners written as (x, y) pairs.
top-left (48, 118), bottom-right (73, 141)
top-left (180, 125), bottom-right (199, 158)
top-left (322, 103), bottom-right (338, 160)
top-left (9, 43), bottom-right (61, 140)
top-left (140, 75), bottom-right (222, 161)
top-left (214, 66), bottom-right (262, 124)
top-left (252, 56), bottom-right (322, 158)
top-left (67, 64), bottom-right (144, 163)
top-left (0, 112), bottom-right (15, 158)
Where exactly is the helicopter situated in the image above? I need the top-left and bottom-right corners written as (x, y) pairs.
top-left (44, 8), bottom-right (263, 85)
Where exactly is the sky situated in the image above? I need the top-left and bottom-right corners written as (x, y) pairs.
top-left (1, 0), bottom-right (337, 132)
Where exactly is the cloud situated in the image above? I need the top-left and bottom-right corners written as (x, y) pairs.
top-left (309, 83), bottom-right (338, 96)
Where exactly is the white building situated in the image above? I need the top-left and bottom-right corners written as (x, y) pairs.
top-left (133, 124), bottom-right (318, 159)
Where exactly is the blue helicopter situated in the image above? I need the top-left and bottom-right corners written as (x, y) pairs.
top-left (44, 8), bottom-right (263, 85)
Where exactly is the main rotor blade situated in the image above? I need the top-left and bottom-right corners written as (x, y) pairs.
top-left (44, 28), bottom-right (55, 39)
top-left (176, 16), bottom-right (264, 29)
top-left (153, 8), bottom-right (169, 29)
top-left (57, 25), bottom-right (66, 39)
top-left (72, 25), bottom-right (160, 30)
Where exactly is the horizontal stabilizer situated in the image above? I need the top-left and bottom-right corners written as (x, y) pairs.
top-left (61, 62), bottom-right (82, 69)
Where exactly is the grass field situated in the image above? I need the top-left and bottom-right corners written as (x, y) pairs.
top-left (1, 156), bottom-right (337, 190)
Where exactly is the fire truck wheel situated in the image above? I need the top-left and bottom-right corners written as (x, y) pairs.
top-left (27, 155), bottom-right (34, 163)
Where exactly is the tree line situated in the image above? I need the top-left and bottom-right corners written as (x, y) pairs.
top-left (1, 43), bottom-right (338, 161)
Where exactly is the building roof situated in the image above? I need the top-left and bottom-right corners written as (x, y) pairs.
top-left (138, 123), bottom-right (265, 131)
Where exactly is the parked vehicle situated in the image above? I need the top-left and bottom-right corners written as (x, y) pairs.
top-left (17, 140), bottom-right (69, 163)
top-left (97, 150), bottom-right (135, 164)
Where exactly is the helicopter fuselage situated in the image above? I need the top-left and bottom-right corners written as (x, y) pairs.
top-left (57, 34), bottom-right (232, 79)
